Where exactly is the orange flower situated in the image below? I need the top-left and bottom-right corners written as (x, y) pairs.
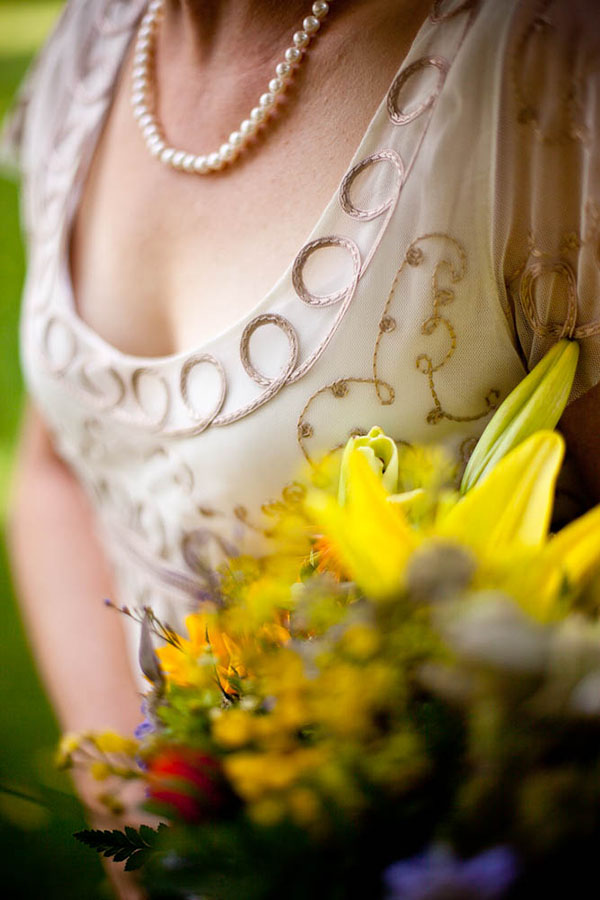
top-left (156, 611), bottom-right (290, 696)
top-left (156, 612), bottom-right (239, 695)
top-left (312, 536), bottom-right (347, 581)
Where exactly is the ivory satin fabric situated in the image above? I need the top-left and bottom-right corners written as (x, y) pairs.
top-left (2, 0), bottom-right (600, 676)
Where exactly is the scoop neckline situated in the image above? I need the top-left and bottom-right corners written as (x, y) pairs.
top-left (56, 3), bottom-right (435, 368)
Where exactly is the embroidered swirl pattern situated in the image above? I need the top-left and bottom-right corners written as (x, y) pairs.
top-left (29, 0), bottom-right (480, 441)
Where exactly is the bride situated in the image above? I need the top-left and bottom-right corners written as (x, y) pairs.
top-left (4, 0), bottom-right (600, 896)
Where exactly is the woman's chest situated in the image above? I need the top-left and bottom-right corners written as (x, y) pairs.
top-left (67, 35), bottom-right (404, 360)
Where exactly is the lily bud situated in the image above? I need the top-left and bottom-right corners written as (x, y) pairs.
top-left (338, 426), bottom-right (398, 505)
top-left (461, 339), bottom-right (579, 494)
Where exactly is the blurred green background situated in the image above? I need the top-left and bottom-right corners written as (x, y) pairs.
top-left (0, 2), bottom-right (106, 896)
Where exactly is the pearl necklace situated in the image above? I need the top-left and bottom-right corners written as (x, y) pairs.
top-left (132, 0), bottom-right (332, 173)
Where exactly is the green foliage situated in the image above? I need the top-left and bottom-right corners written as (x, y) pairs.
top-left (75, 823), bottom-right (170, 872)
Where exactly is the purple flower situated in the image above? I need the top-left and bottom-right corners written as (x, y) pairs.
top-left (134, 698), bottom-right (156, 741)
top-left (383, 845), bottom-right (517, 900)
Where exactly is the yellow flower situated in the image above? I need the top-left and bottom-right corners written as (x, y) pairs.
top-left (340, 623), bottom-right (380, 661)
top-left (156, 612), bottom-right (240, 693)
top-left (92, 732), bottom-right (138, 757)
top-left (438, 431), bottom-right (564, 554)
top-left (90, 761), bottom-right (112, 781)
top-left (211, 708), bottom-right (254, 749)
top-left (307, 449), bottom-right (417, 599)
top-left (309, 425), bottom-right (600, 622)
top-left (310, 661), bottom-right (398, 738)
top-left (55, 732), bottom-right (83, 769)
top-left (287, 786), bottom-right (322, 826)
top-left (224, 748), bottom-right (324, 802)
top-left (248, 796), bottom-right (286, 826)
top-left (461, 338), bottom-right (579, 493)
top-left (338, 425), bottom-right (399, 504)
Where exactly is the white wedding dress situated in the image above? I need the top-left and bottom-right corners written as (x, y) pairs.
top-left (2, 0), bottom-right (599, 676)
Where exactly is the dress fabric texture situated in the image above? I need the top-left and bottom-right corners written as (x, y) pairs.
top-left (2, 0), bottom-right (600, 677)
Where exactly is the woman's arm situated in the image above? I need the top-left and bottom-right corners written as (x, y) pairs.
top-left (6, 401), bottom-right (147, 899)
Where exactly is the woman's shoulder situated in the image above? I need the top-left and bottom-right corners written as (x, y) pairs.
top-left (0, 0), bottom-right (145, 179)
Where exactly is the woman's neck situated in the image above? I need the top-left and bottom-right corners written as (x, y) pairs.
top-left (165, 1), bottom-right (319, 63)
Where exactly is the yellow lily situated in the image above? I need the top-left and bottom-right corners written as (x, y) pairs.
top-left (544, 504), bottom-right (600, 590)
top-left (461, 339), bottom-right (578, 493)
top-left (338, 425), bottom-right (399, 505)
top-left (438, 431), bottom-right (565, 554)
top-left (307, 448), bottom-right (417, 599)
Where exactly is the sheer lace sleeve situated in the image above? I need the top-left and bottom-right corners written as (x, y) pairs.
top-left (495, 0), bottom-right (600, 403)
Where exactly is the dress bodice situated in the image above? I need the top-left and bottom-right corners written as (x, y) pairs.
top-left (4, 0), bottom-right (600, 676)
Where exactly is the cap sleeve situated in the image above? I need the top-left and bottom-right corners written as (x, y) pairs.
top-left (0, 60), bottom-right (40, 179)
top-left (495, 0), bottom-right (600, 403)
top-left (0, 3), bottom-right (72, 179)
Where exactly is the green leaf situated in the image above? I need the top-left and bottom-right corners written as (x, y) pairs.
top-left (125, 849), bottom-right (151, 872)
top-left (74, 824), bottom-right (168, 871)
top-left (124, 825), bottom-right (146, 847)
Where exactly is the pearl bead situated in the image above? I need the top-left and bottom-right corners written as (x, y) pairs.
top-left (240, 118), bottom-right (257, 137)
top-left (276, 61), bottom-right (292, 79)
top-left (250, 106), bottom-right (266, 123)
top-left (207, 151), bottom-right (223, 170)
top-left (259, 92), bottom-right (275, 109)
top-left (285, 46), bottom-right (302, 64)
top-left (312, 1), bottom-right (329, 18)
top-left (303, 15), bottom-right (320, 33)
top-left (149, 139), bottom-right (165, 157)
top-left (134, 0), bottom-right (332, 175)
top-left (293, 30), bottom-right (310, 48)
top-left (219, 142), bottom-right (236, 161)
top-left (143, 122), bottom-right (158, 139)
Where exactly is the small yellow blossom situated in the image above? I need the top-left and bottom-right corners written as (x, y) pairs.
top-left (90, 761), bottom-right (112, 781)
top-left (55, 732), bottom-right (83, 768)
top-left (248, 796), bottom-right (286, 827)
top-left (211, 708), bottom-right (254, 749)
top-left (340, 624), bottom-right (380, 661)
top-left (224, 748), bottom-right (324, 802)
top-left (92, 732), bottom-right (139, 757)
top-left (287, 786), bottom-right (321, 826)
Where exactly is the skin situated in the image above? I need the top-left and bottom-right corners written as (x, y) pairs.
top-left (8, 2), bottom-right (430, 897)
top-left (69, 0), bottom-right (428, 357)
top-left (8, 1), bottom-right (599, 896)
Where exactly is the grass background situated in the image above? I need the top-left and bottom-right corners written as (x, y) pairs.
top-left (0, 2), bottom-right (107, 896)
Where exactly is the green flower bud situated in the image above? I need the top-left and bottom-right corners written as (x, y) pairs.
top-left (338, 426), bottom-right (399, 505)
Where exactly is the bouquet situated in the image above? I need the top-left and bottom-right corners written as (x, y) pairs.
top-left (62, 339), bottom-right (600, 899)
